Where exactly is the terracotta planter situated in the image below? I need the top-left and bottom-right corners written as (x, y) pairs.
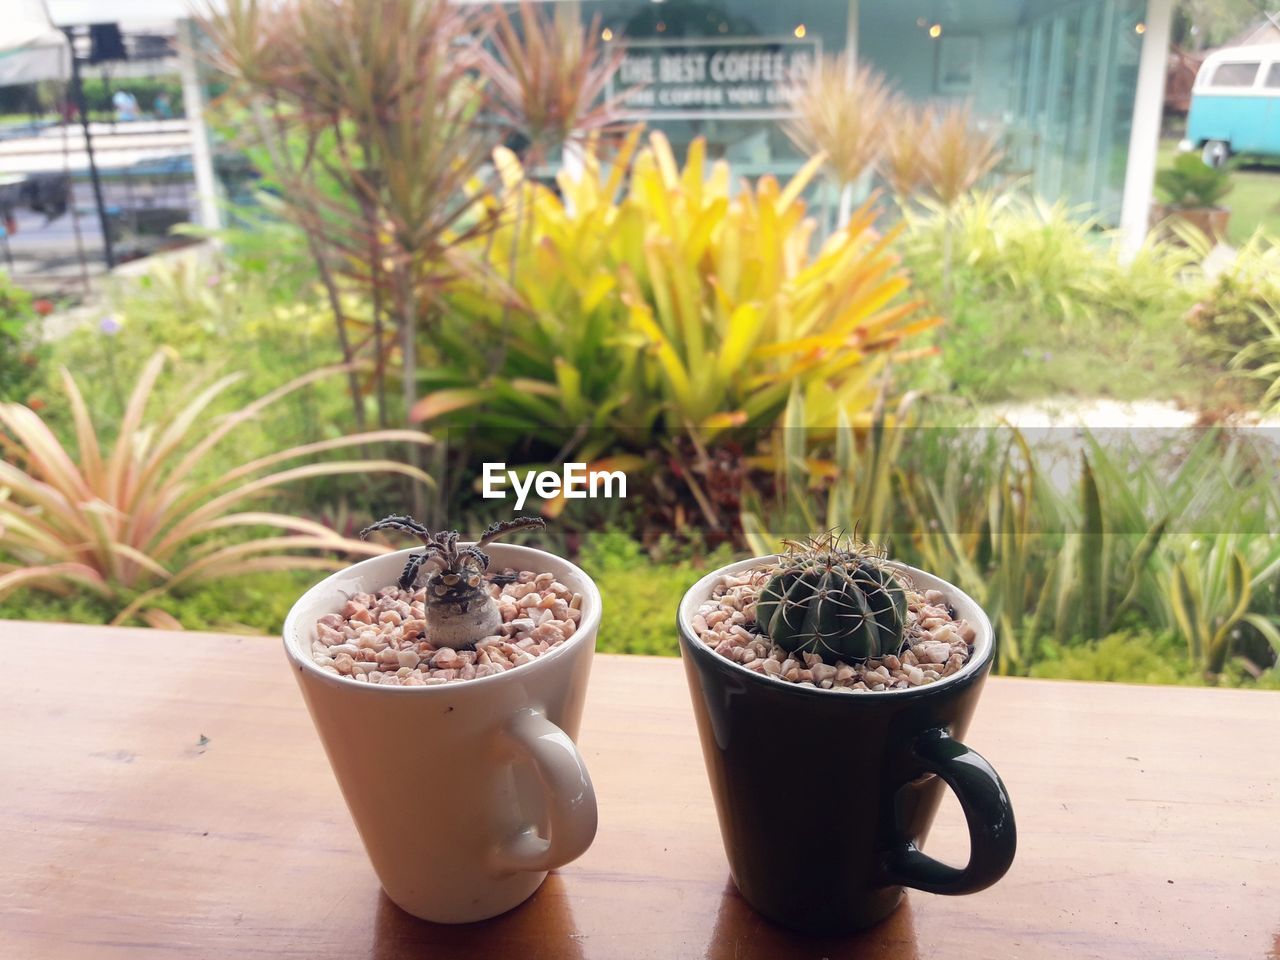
top-left (1151, 204), bottom-right (1231, 243)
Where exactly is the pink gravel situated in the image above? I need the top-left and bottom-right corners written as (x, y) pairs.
top-left (693, 566), bottom-right (976, 692)
top-left (311, 570), bottom-right (582, 685)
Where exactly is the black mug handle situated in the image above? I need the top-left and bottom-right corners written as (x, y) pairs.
top-left (880, 727), bottom-right (1017, 895)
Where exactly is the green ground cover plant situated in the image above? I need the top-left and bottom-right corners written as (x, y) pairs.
top-left (578, 532), bottom-right (738, 656)
top-left (0, 272), bottom-right (47, 405)
top-left (900, 191), bottom-right (1214, 405)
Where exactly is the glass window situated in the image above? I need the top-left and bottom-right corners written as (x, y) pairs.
top-left (1266, 62), bottom-right (1280, 88)
top-left (584, 0), bottom-right (849, 179)
top-left (1211, 61), bottom-right (1260, 87)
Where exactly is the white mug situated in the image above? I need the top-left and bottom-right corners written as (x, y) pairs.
top-left (282, 543), bottom-right (600, 923)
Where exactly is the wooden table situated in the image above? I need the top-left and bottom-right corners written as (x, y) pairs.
top-left (2, 621), bottom-right (1277, 960)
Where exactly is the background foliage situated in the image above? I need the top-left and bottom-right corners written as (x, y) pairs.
top-left (1, 0), bottom-right (1278, 691)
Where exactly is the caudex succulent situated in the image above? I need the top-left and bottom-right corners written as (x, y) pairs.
top-left (756, 533), bottom-right (909, 664)
top-left (360, 515), bottom-right (546, 649)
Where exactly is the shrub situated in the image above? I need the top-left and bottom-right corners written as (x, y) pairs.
top-left (1185, 234), bottom-right (1280, 375)
top-left (1226, 302), bottom-right (1280, 410)
top-left (1162, 533), bottom-right (1280, 678)
top-left (912, 104), bottom-right (1004, 208)
top-left (0, 272), bottom-right (46, 405)
top-left (0, 353), bottom-right (433, 624)
top-left (45, 254), bottom-right (353, 460)
top-left (80, 77), bottom-right (185, 117)
top-left (579, 531), bottom-right (738, 656)
top-left (741, 406), bottom-right (1280, 681)
top-left (0, 568), bottom-right (315, 634)
top-left (423, 130), bottom-right (938, 454)
top-left (900, 190), bottom-right (1202, 402)
top-left (1156, 152), bottom-right (1232, 209)
top-left (904, 191), bottom-right (1196, 328)
top-left (1029, 631), bottom-right (1198, 685)
top-left (205, 0), bottom-right (622, 451)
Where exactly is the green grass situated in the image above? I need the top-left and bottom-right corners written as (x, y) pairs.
top-left (0, 570), bottom-right (317, 634)
top-left (922, 302), bottom-right (1219, 406)
top-left (1224, 160), bottom-right (1280, 245)
top-left (579, 532), bottom-right (740, 656)
top-left (1157, 139), bottom-right (1280, 246)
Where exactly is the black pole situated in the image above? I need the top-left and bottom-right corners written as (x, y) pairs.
top-left (64, 28), bottom-right (115, 269)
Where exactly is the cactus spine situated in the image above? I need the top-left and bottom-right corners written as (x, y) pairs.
top-left (756, 535), bottom-right (908, 663)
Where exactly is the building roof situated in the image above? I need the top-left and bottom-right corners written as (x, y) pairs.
top-left (1224, 13), bottom-right (1280, 48)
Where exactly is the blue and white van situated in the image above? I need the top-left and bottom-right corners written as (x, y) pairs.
top-left (1184, 43), bottom-right (1280, 167)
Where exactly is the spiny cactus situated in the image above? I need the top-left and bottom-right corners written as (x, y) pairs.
top-left (360, 515), bottom-right (546, 649)
top-left (756, 534), bottom-right (908, 664)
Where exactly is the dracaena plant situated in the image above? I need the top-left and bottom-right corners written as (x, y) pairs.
top-left (0, 353), bottom-right (432, 625)
top-left (878, 101), bottom-right (934, 201)
top-left (917, 103), bottom-right (1004, 207)
top-left (481, 0), bottom-right (625, 159)
top-left (202, 0), bottom-right (501, 445)
top-left (359, 515), bottom-right (546, 648)
top-left (784, 56), bottom-right (894, 219)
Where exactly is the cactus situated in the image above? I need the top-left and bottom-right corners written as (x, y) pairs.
top-left (359, 515), bottom-right (546, 649)
top-left (756, 534), bottom-right (909, 663)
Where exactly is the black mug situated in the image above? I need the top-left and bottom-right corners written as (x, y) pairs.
top-left (678, 557), bottom-right (1016, 935)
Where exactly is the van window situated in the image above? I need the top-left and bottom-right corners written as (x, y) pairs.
top-left (1267, 62), bottom-right (1280, 88)
top-left (1211, 61), bottom-right (1261, 86)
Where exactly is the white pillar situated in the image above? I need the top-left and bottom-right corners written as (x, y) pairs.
top-left (1119, 0), bottom-right (1173, 256)
top-left (177, 17), bottom-right (222, 232)
top-left (846, 0), bottom-right (859, 62)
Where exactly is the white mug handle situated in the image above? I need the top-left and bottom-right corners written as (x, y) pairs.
top-left (490, 708), bottom-right (598, 874)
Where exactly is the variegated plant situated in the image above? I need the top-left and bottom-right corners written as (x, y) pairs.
top-left (0, 353), bottom-right (433, 625)
top-left (421, 129), bottom-right (938, 450)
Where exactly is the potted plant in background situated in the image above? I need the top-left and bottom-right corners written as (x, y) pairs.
top-left (282, 514), bottom-right (601, 923)
top-left (1154, 152), bottom-right (1233, 242)
top-left (677, 532), bottom-right (1016, 934)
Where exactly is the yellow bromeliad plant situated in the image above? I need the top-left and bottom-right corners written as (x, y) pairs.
top-left (421, 129), bottom-right (937, 455)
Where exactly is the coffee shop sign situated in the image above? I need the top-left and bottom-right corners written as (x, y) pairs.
top-left (610, 37), bottom-right (821, 119)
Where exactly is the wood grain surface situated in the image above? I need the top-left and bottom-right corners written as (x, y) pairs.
top-left (1, 620), bottom-right (1277, 959)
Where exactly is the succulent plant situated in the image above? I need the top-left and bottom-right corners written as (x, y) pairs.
top-left (756, 535), bottom-right (909, 664)
top-left (360, 515), bottom-right (546, 649)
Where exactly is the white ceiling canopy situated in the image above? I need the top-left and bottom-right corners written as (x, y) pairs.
top-left (0, 0), bottom-right (72, 85)
top-left (45, 0), bottom-right (228, 27)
